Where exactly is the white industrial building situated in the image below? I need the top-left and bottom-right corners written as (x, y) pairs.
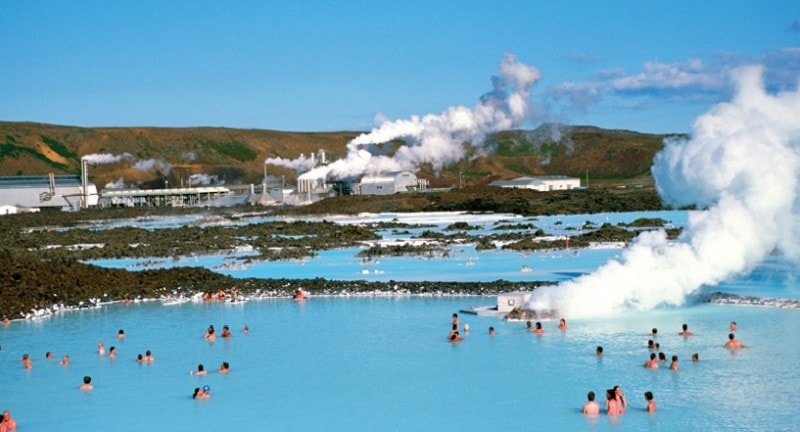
top-left (0, 175), bottom-right (98, 210)
top-left (98, 186), bottom-right (236, 208)
top-left (359, 171), bottom-right (421, 195)
top-left (490, 175), bottom-right (581, 191)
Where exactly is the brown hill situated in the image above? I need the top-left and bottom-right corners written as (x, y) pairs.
top-left (0, 121), bottom-right (683, 189)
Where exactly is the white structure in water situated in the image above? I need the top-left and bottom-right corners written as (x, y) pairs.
top-left (490, 176), bottom-right (581, 192)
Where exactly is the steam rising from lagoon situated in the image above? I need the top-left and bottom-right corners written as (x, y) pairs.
top-left (528, 66), bottom-right (800, 318)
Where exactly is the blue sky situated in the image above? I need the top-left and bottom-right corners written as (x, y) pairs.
top-left (1, 1), bottom-right (798, 134)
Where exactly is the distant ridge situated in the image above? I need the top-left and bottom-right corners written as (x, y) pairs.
top-left (0, 121), bottom-right (682, 189)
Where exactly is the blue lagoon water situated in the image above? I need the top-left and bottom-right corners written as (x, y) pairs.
top-left (2, 210), bottom-right (799, 431)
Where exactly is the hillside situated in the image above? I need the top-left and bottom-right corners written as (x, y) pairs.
top-left (0, 121), bottom-right (682, 190)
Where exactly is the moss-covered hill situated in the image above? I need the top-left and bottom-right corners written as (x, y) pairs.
top-left (0, 121), bottom-right (683, 189)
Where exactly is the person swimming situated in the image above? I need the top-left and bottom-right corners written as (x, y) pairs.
top-left (596, 346), bottom-right (604, 357)
top-left (533, 322), bottom-right (544, 335)
top-left (558, 318), bottom-right (567, 330)
top-left (192, 386), bottom-right (210, 399)
top-left (79, 375), bottom-right (94, 391)
top-left (644, 353), bottom-right (658, 369)
top-left (1, 409), bottom-right (18, 431)
top-left (678, 323), bottom-right (694, 336)
top-left (191, 364), bottom-right (207, 376)
top-left (488, 327), bottom-right (495, 336)
top-left (582, 391), bottom-right (600, 415)
top-left (59, 354), bottom-right (70, 366)
top-left (108, 346), bottom-right (116, 360)
top-left (605, 389), bottom-right (623, 415)
top-left (20, 353), bottom-right (32, 369)
top-left (97, 341), bottom-right (105, 356)
top-left (644, 391), bottom-right (656, 413)
top-left (117, 329), bottom-right (125, 339)
top-left (219, 361), bottom-right (230, 374)
top-left (221, 325), bottom-right (232, 338)
top-left (613, 385), bottom-right (627, 411)
top-left (448, 331), bottom-right (463, 342)
top-left (725, 333), bottom-right (746, 349)
top-left (669, 355), bottom-right (679, 370)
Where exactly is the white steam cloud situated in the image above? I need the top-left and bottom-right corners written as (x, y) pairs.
top-left (266, 54), bottom-right (540, 180)
top-left (132, 158), bottom-right (172, 174)
top-left (104, 178), bottom-right (126, 189)
top-left (527, 65), bottom-right (800, 318)
top-left (82, 153), bottom-right (132, 165)
top-left (187, 173), bottom-right (219, 186)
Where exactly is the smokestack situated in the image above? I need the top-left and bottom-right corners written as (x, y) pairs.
top-left (320, 150), bottom-right (326, 164)
top-left (81, 158), bottom-right (88, 209)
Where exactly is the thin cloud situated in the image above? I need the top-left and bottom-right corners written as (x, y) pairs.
top-left (568, 52), bottom-right (598, 64)
top-left (547, 46), bottom-right (800, 112)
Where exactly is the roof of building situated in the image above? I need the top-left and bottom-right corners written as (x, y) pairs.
top-left (490, 175), bottom-right (579, 187)
top-left (0, 175), bottom-right (82, 188)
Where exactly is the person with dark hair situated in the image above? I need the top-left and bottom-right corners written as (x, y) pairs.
top-left (79, 375), bottom-right (93, 391)
top-left (658, 352), bottom-right (667, 363)
top-left (448, 331), bottom-right (463, 343)
top-left (117, 329), bottom-right (125, 339)
top-left (191, 364), bottom-right (207, 376)
top-left (678, 323), bottom-right (694, 336)
top-left (647, 339), bottom-right (655, 350)
top-left (447, 323), bottom-right (458, 340)
top-left (644, 391), bottom-right (656, 412)
top-left (488, 327), bottom-right (495, 336)
top-left (605, 389), bottom-right (623, 415)
top-left (644, 353), bottom-right (658, 369)
top-left (650, 328), bottom-right (658, 337)
top-left (192, 386), bottom-right (210, 399)
top-left (219, 362), bottom-right (230, 374)
top-left (558, 318), bottom-right (567, 331)
top-left (582, 391), bottom-right (600, 415)
top-left (691, 353), bottom-right (700, 362)
top-left (670, 355), bottom-right (679, 370)
top-left (596, 346), bottom-right (603, 357)
top-left (725, 333), bottom-right (746, 349)
top-left (533, 322), bottom-right (544, 335)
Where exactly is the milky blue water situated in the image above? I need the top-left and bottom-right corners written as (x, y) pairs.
top-left (3, 210), bottom-right (799, 431)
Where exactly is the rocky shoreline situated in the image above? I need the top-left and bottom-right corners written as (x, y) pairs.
top-left (0, 187), bottom-right (669, 320)
top-left (0, 252), bottom-right (543, 320)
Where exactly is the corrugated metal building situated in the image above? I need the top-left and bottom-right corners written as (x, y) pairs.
top-left (98, 186), bottom-right (235, 208)
top-left (359, 171), bottom-right (419, 195)
top-left (0, 175), bottom-right (98, 209)
top-left (490, 175), bottom-right (581, 192)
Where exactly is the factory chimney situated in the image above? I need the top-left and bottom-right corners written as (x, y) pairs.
top-left (81, 158), bottom-right (89, 209)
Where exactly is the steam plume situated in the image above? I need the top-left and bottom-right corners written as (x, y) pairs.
top-left (527, 65), bottom-right (800, 318)
top-left (133, 158), bottom-right (172, 174)
top-left (81, 153), bottom-right (132, 165)
top-left (267, 54), bottom-right (540, 180)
